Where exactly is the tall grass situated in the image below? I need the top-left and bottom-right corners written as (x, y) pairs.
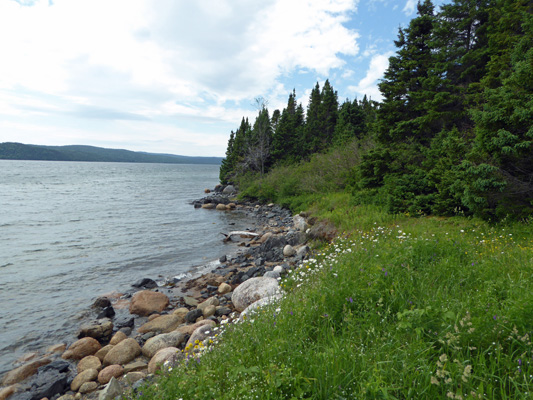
top-left (130, 200), bottom-right (533, 399)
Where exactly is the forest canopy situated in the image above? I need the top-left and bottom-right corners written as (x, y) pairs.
top-left (220, 0), bottom-right (532, 221)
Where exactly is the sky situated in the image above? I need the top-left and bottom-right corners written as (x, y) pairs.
top-left (0, 0), bottom-right (447, 157)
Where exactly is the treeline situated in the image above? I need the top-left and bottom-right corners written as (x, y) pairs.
top-left (220, 0), bottom-right (532, 221)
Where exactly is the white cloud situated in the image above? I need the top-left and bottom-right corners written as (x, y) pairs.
top-left (348, 52), bottom-right (393, 100)
top-left (402, 0), bottom-right (417, 15)
top-left (0, 0), bottom-right (361, 155)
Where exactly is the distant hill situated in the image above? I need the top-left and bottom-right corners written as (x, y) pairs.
top-left (0, 142), bottom-right (223, 165)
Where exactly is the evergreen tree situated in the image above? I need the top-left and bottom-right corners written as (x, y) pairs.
top-left (333, 98), bottom-right (366, 146)
top-left (243, 105), bottom-right (272, 176)
top-left (302, 82), bottom-right (323, 155)
top-left (376, 0), bottom-right (437, 145)
top-left (271, 90), bottom-right (304, 163)
top-left (464, 2), bottom-right (533, 218)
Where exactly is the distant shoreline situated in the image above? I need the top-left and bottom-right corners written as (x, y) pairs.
top-left (0, 142), bottom-right (223, 165)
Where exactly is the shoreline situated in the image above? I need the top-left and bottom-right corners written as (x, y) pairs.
top-left (0, 187), bottom-right (312, 400)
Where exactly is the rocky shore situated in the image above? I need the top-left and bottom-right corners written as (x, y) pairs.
top-left (0, 185), bottom-right (326, 400)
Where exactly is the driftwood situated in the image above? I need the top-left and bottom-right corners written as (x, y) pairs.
top-left (221, 231), bottom-right (260, 242)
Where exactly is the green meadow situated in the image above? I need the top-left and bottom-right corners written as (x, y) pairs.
top-left (131, 197), bottom-right (533, 399)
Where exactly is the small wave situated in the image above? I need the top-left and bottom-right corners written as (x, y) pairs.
top-left (0, 263), bottom-right (13, 268)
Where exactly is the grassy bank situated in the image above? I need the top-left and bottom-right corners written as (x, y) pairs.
top-left (130, 196), bottom-right (533, 399)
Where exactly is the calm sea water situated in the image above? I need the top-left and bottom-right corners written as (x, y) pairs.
top-left (0, 160), bottom-right (251, 376)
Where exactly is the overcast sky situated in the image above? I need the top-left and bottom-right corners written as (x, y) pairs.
top-left (0, 0), bottom-right (446, 157)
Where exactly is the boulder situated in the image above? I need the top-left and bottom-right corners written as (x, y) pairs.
top-left (92, 297), bottom-right (111, 309)
top-left (62, 337), bottom-right (101, 360)
top-left (70, 368), bottom-right (98, 392)
top-left (173, 307), bottom-right (190, 319)
top-left (137, 314), bottom-right (183, 334)
top-left (176, 319), bottom-right (216, 336)
top-left (185, 325), bottom-right (216, 349)
top-left (183, 296), bottom-right (198, 307)
top-left (283, 245), bottom-right (296, 257)
top-left (273, 265), bottom-right (285, 275)
top-left (260, 235), bottom-right (287, 253)
top-left (78, 319), bottom-right (113, 340)
top-left (197, 296), bottom-right (219, 311)
top-left (293, 215), bottom-right (309, 231)
top-left (94, 345), bottom-right (114, 362)
top-left (202, 305), bottom-right (216, 318)
top-left (240, 294), bottom-right (283, 319)
top-left (259, 232), bottom-right (273, 244)
top-left (98, 377), bottom-right (122, 400)
top-left (109, 331), bottom-right (127, 346)
top-left (201, 203), bottom-right (215, 209)
top-left (0, 386), bottom-right (17, 400)
top-left (218, 282), bottom-right (232, 295)
top-left (103, 338), bottom-right (141, 366)
top-left (45, 343), bottom-right (66, 354)
top-left (148, 313), bottom-right (160, 321)
top-left (263, 271), bottom-right (280, 279)
top-left (97, 306), bottom-right (115, 319)
top-left (185, 309), bottom-right (203, 323)
top-left (222, 185), bottom-right (236, 194)
top-left (296, 245), bottom-right (309, 260)
top-left (77, 355), bottom-right (101, 373)
top-left (98, 365), bottom-right (124, 384)
top-left (148, 347), bottom-right (180, 374)
top-left (142, 331), bottom-right (186, 358)
top-left (79, 381), bottom-right (99, 394)
top-left (231, 277), bottom-right (280, 312)
top-left (216, 203), bottom-right (227, 211)
top-left (132, 277), bottom-right (157, 289)
top-left (1, 358), bottom-right (51, 385)
top-left (123, 361), bottom-right (148, 373)
top-left (30, 360), bottom-right (70, 400)
top-left (129, 290), bottom-right (169, 316)
top-left (123, 371), bottom-right (146, 384)
top-left (57, 395), bottom-right (76, 400)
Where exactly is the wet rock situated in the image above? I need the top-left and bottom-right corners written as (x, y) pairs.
top-left (201, 203), bottom-right (215, 209)
top-left (77, 356), bottom-right (101, 373)
top-left (92, 297), bottom-right (111, 309)
top-left (138, 314), bottom-right (183, 334)
top-left (129, 290), bottom-right (169, 316)
top-left (216, 203), bottom-right (227, 211)
top-left (132, 278), bottom-right (157, 289)
top-left (45, 343), bottom-right (66, 355)
top-left (28, 360), bottom-right (70, 400)
top-left (97, 306), bottom-right (115, 319)
top-left (1, 358), bottom-right (51, 386)
top-left (114, 316), bottom-right (134, 329)
top-left (97, 365), bottom-right (124, 384)
top-left (148, 348), bottom-right (180, 374)
top-left (231, 277), bottom-right (280, 312)
top-left (142, 332), bottom-right (186, 358)
top-left (70, 368), bottom-right (98, 392)
top-left (103, 338), bottom-right (141, 366)
top-left (185, 309), bottom-right (203, 323)
top-left (78, 319), bottom-right (113, 340)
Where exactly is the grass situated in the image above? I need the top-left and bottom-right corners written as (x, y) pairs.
top-left (129, 196), bottom-right (533, 399)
